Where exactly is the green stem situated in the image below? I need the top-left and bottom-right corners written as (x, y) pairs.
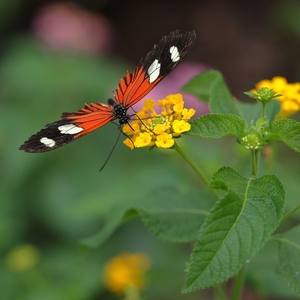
top-left (282, 204), bottom-right (300, 222)
top-left (230, 265), bottom-right (246, 300)
top-left (262, 102), bottom-right (267, 118)
top-left (174, 143), bottom-right (219, 200)
top-left (174, 142), bottom-right (209, 185)
top-left (251, 150), bottom-right (259, 178)
top-left (215, 285), bottom-right (228, 300)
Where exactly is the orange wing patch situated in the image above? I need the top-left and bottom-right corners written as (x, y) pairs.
top-left (63, 102), bottom-right (115, 137)
top-left (115, 66), bottom-right (162, 108)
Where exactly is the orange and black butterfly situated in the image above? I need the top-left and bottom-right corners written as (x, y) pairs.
top-left (19, 30), bottom-right (196, 154)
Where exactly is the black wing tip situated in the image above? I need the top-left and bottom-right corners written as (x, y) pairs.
top-left (19, 138), bottom-right (52, 153)
top-left (19, 143), bottom-right (27, 151)
top-left (140, 29), bottom-right (196, 66)
top-left (164, 29), bottom-right (196, 42)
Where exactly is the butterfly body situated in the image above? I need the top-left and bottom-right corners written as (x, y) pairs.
top-left (107, 99), bottom-right (131, 125)
top-left (20, 30), bottom-right (196, 153)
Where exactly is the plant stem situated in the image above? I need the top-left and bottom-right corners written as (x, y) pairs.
top-left (282, 204), bottom-right (300, 221)
top-left (215, 285), bottom-right (228, 300)
top-left (262, 102), bottom-right (267, 118)
top-left (174, 143), bottom-right (219, 200)
top-left (230, 265), bottom-right (246, 300)
top-left (251, 150), bottom-right (259, 178)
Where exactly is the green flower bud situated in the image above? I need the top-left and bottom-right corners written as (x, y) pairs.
top-left (245, 87), bottom-right (282, 104)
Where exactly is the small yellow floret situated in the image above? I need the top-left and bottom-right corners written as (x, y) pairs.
top-left (167, 93), bottom-right (183, 105)
top-left (155, 132), bottom-right (174, 148)
top-left (134, 132), bottom-right (152, 148)
top-left (122, 123), bottom-right (140, 135)
top-left (172, 120), bottom-right (191, 134)
top-left (153, 123), bottom-right (170, 134)
top-left (123, 138), bottom-right (135, 149)
top-left (182, 108), bottom-right (196, 120)
top-left (143, 98), bottom-right (156, 111)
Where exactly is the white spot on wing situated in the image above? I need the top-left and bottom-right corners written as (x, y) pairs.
top-left (40, 137), bottom-right (56, 147)
top-left (58, 124), bottom-right (83, 134)
top-left (170, 46), bottom-right (180, 62)
top-left (148, 59), bottom-right (161, 83)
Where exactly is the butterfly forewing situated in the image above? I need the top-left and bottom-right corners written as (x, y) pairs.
top-left (115, 30), bottom-right (196, 108)
top-left (19, 30), bottom-right (196, 154)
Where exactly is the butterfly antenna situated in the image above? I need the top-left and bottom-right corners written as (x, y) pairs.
top-left (130, 108), bottom-right (150, 131)
top-left (99, 130), bottom-right (122, 172)
top-left (99, 128), bottom-right (135, 171)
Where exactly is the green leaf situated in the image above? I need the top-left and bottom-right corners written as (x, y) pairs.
top-left (186, 114), bottom-right (245, 138)
top-left (269, 118), bottom-right (300, 152)
top-left (182, 70), bottom-right (221, 102)
top-left (266, 100), bottom-right (282, 121)
top-left (182, 70), bottom-right (240, 115)
top-left (138, 187), bottom-right (213, 243)
top-left (236, 100), bottom-right (281, 123)
top-left (183, 167), bottom-right (285, 293)
top-left (277, 225), bottom-right (300, 296)
top-left (209, 73), bottom-right (240, 116)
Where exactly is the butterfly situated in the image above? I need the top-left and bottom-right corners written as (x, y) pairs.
top-left (19, 30), bottom-right (196, 156)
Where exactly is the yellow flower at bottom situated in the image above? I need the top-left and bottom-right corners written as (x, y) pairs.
top-left (104, 253), bottom-right (151, 295)
top-left (155, 132), bottom-right (174, 148)
top-left (134, 132), bottom-right (152, 148)
top-left (5, 244), bottom-right (40, 272)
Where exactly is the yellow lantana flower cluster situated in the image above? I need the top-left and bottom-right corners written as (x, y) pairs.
top-left (123, 94), bottom-right (196, 149)
top-left (104, 252), bottom-right (151, 295)
top-left (254, 76), bottom-right (300, 118)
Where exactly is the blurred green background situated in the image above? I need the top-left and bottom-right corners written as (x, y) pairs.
top-left (1, 0), bottom-right (300, 299)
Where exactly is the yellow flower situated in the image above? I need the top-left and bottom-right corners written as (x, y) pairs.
top-left (182, 108), bottom-right (196, 120)
top-left (155, 132), bottom-right (175, 148)
top-left (134, 132), bottom-right (152, 148)
top-left (172, 120), bottom-right (191, 134)
top-left (123, 94), bottom-right (195, 149)
top-left (5, 244), bottom-right (40, 272)
top-left (254, 76), bottom-right (300, 118)
top-left (143, 98), bottom-right (156, 112)
top-left (153, 123), bottom-right (170, 134)
top-left (123, 138), bottom-right (135, 149)
top-left (122, 123), bottom-right (140, 135)
top-left (104, 253), bottom-right (151, 295)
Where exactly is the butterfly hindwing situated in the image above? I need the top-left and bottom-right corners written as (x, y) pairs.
top-left (19, 102), bottom-right (114, 152)
top-left (115, 30), bottom-right (196, 107)
top-left (19, 120), bottom-right (83, 152)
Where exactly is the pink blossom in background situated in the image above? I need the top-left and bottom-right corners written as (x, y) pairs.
top-left (32, 3), bottom-right (114, 54)
top-left (133, 62), bottom-right (210, 116)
